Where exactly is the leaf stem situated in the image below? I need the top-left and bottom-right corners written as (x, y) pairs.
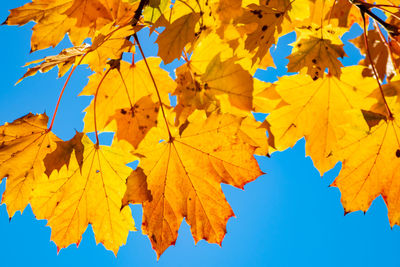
top-left (133, 33), bottom-right (173, 140)
top-left (48, 53), bottom-right (87, 131)
top-left (182, 48), bottom-right (190, 63)
top-left (361, 14), bottom-right (394, 119)
top-left (93, 68), bottom-right (112, 146)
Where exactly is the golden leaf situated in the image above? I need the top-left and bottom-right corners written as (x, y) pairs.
top-left (31, 135), bottom-right (136, 254)
top-left (267, 66), bottom-right (377, 174)
top-left (287, 24), bottom-right (346, 79)
top-left (332, 111), bottom-right (400, 226)
top-left (0, 113), bottom-right (59, 217)
top-left (156, 12), bottom-right (200, 64)
top-left (136, 111), bottom-right (262, 257)
top-left (108, 95), bottom-right (160, 148)
top-left (81, 59), bottom-right (175, 132)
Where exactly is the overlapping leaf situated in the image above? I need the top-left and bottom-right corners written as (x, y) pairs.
top-left (331, 110), bottom-right (400, 226)
top-left (287, 24), bottom-right (346, 79)
top-left (0, 113), bottom-right (59, 217)
top-left (31, 134), bottom-right (136, 254)
top-left (133, 111), bottom-right (263, 256)
top-left (267, 66), bottom-right (378, 174)
top-left (81, 58), bottom-right (175, 133)
top-left (4, 0), bottom-right (139, 51)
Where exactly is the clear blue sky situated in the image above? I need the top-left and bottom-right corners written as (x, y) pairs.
top-left (0, 2), bottom-right (400, 266)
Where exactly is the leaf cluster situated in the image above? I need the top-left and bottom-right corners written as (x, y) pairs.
top-left (2, 0), bottom-right (400, 258)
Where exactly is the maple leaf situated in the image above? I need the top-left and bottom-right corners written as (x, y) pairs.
top-left (267, 66), bottom-right (378, 174)
top-left (172, 52), bottom-right (256, 124)
top-left (172, 32), bottom-right (257, 123)
top-left (4, 0), bottom-right (75, 51)
top-left (81, 59), bottom-right (175, 132)
top-left (134, 111), bottom-right (263, 256)
top-left (331, 111), bottom-right (400, 226)
top-left (83, 24), bottom-right (136, 73)
top-left (287, 24), bottom-right (346, 79)
top-left (0, 113), bottom-right (59, 217)
top-left (17, 45), bottom-right (89, 83)
top-left (156, 12), bottom-right (200, 64)
top-left (4, 0), bottom-right (139, 52)
top-left (202, 55), bottom-right (254, 111)
top-left (173, 63), bottom-right (220, 124)
top-left (238, 3), bottom-right (284, 64)
top-left (31, 134), bottom-right (135, 254)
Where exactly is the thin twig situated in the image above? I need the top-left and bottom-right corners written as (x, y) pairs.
top-left (48, 53), bottom-right (87, 131)
top-left (93, 68), bottom-right (112, 146)
top-left (133, 33), bottom-right (173, 139)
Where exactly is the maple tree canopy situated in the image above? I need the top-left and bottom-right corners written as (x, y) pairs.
top-left (2, 0), bottom-right (400, 259)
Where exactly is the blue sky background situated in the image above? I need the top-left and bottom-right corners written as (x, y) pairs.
top-left (1, 2), bottom-right (400, 266)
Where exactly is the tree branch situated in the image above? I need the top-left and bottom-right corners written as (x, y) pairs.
top-left (131, 0), bottom-right (150, 26)
top-left (349, 0), bottom-right (400, 37)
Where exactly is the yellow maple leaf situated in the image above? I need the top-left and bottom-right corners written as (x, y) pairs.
top-left (267, 66), bottom-right (378, 174)
top-left (331, 110), bottom-right (400, 226)
top-left (81, 58), bottom-right (175, 132)
top-left (172, 36), bottom-right (255, 123)
top-left (287, 24), bottom-right (346, 79)
top-left (108, 95), bottom-right (160, 149)
top-left (173, 63), bottom-right (220, 124)
top-left (135, 111), bottom-right (263, 257)
top-left (4, 0), bottom-right (76, 51)
top-left (0, 113), bottom-right (59, 217)
top-left (156, 12), bottom-right (200, 64)
top-left (84, 24), bottom-right (136, 73)
top-left (5, 0), bottom-right (138, 51)
top-left (31, 134), bottom-right (135, 254)
top-left (238, 3), bottom-right (284, 64)
top-left (237, 0), bottom-right (309, 66)
top-left (202, 55), bottom-right (254, 111)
